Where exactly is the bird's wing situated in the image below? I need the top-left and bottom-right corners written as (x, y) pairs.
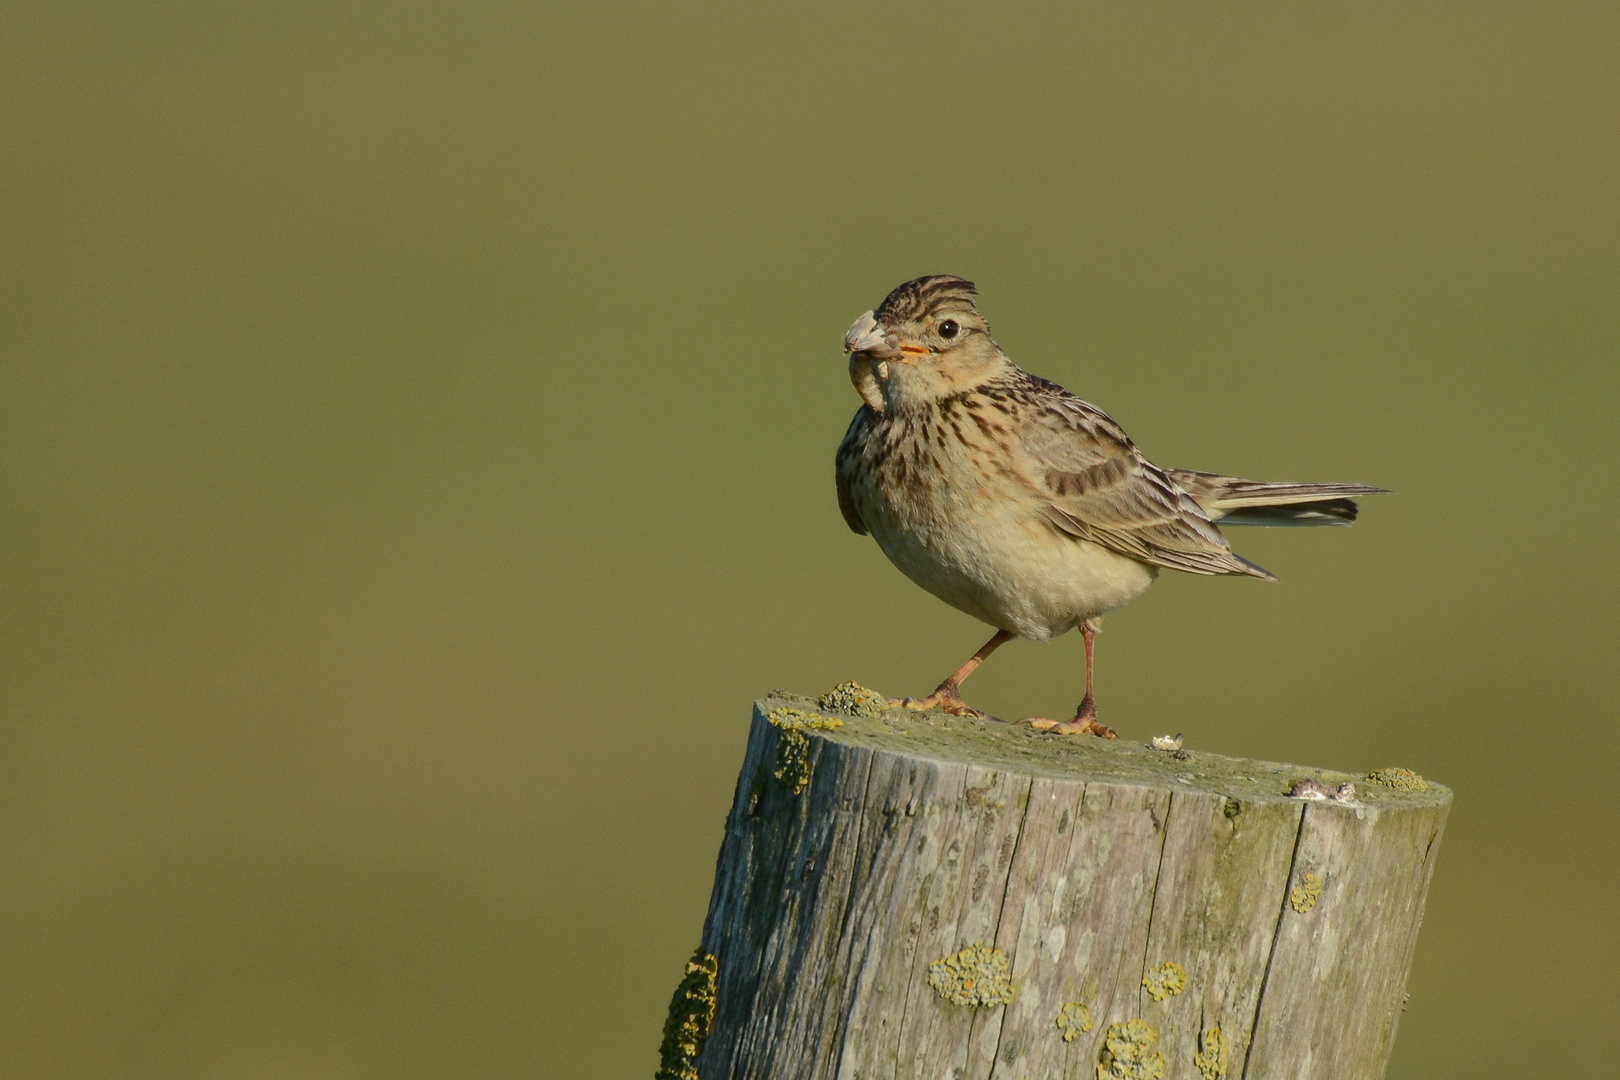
top-left (1016, 384), bottom-right (1275, 579)
top-left (834, 407), bottom-right (872, 535)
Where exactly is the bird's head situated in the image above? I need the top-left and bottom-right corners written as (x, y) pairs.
top-left (843, 275), bottom-right (1001, 411)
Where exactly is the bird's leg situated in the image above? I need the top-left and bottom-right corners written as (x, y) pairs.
top-left (894, 629), bottom-right (1013, 721)
top-left (1026, 619), bottom-right (1117, 737)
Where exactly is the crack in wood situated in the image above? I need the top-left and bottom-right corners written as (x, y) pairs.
top-left (1239, 801), bottom-right (1308, 1080)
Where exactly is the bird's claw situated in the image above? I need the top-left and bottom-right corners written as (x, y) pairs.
top-left (891, 687), bottom-right (998, 723)
top-left (1022, 715), bottom-right (1117, 738)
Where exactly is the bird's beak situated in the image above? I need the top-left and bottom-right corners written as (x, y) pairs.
top-left (843, 311), bottom-right (901, 359)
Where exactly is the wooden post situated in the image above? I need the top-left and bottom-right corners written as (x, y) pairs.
top-left (665, 693), bottom-right (1450, 1080)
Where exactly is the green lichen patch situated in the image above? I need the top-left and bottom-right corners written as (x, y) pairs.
top-left (1365, 767), bottom-right (1427, 792)
top-left (1097, 1018), bottom-right (1165, 1080)
top-left (1291, 871), bottom-right (1323, 913)
top-left (1056, 1000), bottom-right (1094, 1041)
top-left (1194, 1025), bottom-right (1230, 1080)
top-left (1142, 961), bottom-right (1187, 1002)
top-left (767, 708), bottom-right (844, 795)
top-left (656, 949), bottom-right (719, 1080)
top-left (817, 681), bottom-right (889, 718)
top-left (927, 944), bottom-right (1014, 1007)
top-left (744, 759), bottom-right (770, 816)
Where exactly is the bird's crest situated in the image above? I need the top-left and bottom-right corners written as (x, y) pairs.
top-left (875, 275), bottom-right (980, 325)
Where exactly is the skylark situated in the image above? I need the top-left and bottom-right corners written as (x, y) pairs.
top-left (835, 275), bottom-right (1386, 736)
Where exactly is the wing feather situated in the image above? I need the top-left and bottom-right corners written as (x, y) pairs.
top-left (834, 407), bottom-right (873, 535)
top-left (1017, 385), bottom-right (1276, 579)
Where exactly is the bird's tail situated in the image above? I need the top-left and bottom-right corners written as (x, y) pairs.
top-left (1165, 470), bottom-right (1390, 527)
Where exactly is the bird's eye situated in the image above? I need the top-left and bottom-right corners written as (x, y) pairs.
top-left (938, 319), bottom-right (959, 340)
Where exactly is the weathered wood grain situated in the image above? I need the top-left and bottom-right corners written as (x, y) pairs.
top-left (686, 696), bottom-right (1451, 1080)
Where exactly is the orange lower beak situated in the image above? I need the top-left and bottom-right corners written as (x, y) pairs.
top-left (898, 343), bottom-right (930, 359)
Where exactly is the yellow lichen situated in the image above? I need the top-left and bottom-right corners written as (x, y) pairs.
top-left (1365, 767), bottom-right (1427, 792)
top-left (1142, 961), bottom-right (1187, 1002)
top-left (1097, 1018), bottom-right (1165, 1080)
top-left (656, 949), bottom-right (719, 1080)
top-left (1291, 871), bottom-right (1323, 913)
top-left (767, 708), bottom-right (844, 795)
top-left (817, 681), bottom-right (888, 718)
top-left (927, 944), bottom-right (1014, 1007)
top-left (1194, 1025), bottom-right (1230, 1079)
top-left (1056, 1000), bottom-right (1094, 1041)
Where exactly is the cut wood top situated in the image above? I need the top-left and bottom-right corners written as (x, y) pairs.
top-left (758, 692), bottom-right (1450, 811)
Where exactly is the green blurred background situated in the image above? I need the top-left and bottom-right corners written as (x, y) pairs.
top-left (2, 3), bottom-right (1615, 1077)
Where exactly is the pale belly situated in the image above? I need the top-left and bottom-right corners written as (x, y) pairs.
top-left (866, 510), bottom-right (1158, 641)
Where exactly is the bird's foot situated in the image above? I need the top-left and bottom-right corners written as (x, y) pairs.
top-left (1023, 695), bottom-right (1116, 738)
top-left (1051, 716), bottom-right (1117, 737)
top-left (891, 683), bottom-right (998, 722)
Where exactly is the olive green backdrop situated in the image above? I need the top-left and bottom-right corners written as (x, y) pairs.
top-left (2, 3), bottom-right (1615, 1077)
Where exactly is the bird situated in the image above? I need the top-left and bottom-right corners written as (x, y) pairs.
top-left (835, 275), bottom-right (1387, 736)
